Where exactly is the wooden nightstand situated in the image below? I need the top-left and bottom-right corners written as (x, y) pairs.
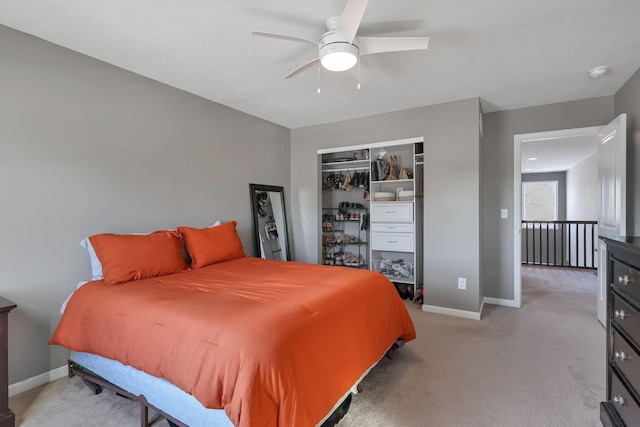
top-left (0, 297), bottom-right (16, 427)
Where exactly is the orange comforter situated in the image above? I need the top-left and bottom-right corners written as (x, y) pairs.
top-left (50, 257), bottom-right (416, 426)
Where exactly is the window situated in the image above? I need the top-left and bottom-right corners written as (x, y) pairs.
top-left (522, 181), bottom-right (558, 225)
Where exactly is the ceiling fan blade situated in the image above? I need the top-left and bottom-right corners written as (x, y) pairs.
top-left (252, 31), bottom-right (320, 46)
top-left (358, 36), bottom-right (429, 56)
top-left (335, 0), bottom-right (370, 43)
top-left (284, 58), bottom-right (320, 79)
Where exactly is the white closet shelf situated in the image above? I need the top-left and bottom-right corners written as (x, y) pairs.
top-left (321, 159), bottom-right (370, 167)
top-left (371, 178), bottom-right (414, 184)
top-left (322, 166), bottom-right (369, 172)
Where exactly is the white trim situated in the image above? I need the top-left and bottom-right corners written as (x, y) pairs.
top-left (8, 365), bottom-right (67, 397)
top-left (513, 125), bottom-right (600, 311)
top-left (514, 135), bottom-right (523, 308)
top-left (422, 304), bottom-right (482, 320)
top-left (483, 296), bottom-right (520, 308)
top-left (316, 136), bottom-right (424, 154)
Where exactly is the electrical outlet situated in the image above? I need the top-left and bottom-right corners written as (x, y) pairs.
top-left (458, 277), bottom-right (467, 290)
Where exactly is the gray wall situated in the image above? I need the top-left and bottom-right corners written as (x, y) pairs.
top-left (0, 25), bottom-right (291, 384)
top-left (614, 67), bottom-right (640, 235)
top-left (521, 171), bottom-right (567, 220)
top-left (291, 99), bottom-right (483, 312)
top-left (482, 97), bottom-right (614, 300)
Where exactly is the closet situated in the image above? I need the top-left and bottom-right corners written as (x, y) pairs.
top-left (318, 137), bottom-right (423, 299)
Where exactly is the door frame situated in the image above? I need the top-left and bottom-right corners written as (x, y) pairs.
top-left (513, 125), bottom-right (602, 307)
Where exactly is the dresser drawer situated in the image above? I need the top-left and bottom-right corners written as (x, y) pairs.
top-left (601, 401), bottom-right (625, 427)
top-left (613, 328), bottom-right (640, 387)
top-left (610, 368), bottom-right (640, 426)
top-left (371, 203), bottom-right (413, 222)
top-left (370, 223), bottom-right (414, 233)
top-left (612, 292), bottom-right (640, 346)
top-left (371, 232), bottom-right (414, 252)
top-left (612, 258), bottom-right (640, 301)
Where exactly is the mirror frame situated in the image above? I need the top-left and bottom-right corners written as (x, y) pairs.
top-left (249, 183), bottom-right (291, 261)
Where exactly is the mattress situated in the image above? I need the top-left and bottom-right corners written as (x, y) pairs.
top-left (70, 350), bottom-right (233, 427)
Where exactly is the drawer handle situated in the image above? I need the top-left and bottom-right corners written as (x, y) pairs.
top-left (613, 395), bottom-right (625, 407)
top-left (387, 240), bottom-right (397, 244)
top-left (615, 351), bottom-right (629, 361)
top-left (615, 310), bottom-right (627, 320)
top-left (619, 275), bottom-right (631, 285)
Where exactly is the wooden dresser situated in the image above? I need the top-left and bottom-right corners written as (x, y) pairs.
top-left (601, 237), bottom-right (640, 426)
top-left (0, 297), bottom-right (16, 427)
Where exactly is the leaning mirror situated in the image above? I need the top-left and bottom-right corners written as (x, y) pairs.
top-left (249, 184), bottom-right (291, 261)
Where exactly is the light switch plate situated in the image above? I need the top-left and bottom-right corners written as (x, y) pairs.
top-left (501, 209), bottom-right (508, 219)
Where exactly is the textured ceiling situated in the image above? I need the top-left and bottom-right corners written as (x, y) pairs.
top-left (1, 0), bottom-right (639, 129)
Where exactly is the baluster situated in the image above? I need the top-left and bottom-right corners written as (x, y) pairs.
top-left (568, 224), bottom-right (572, 267)
top-left (545, 222), bottom-right (549, 266)
top-left (591, 223), bottom-right (595, 268)
top-left (561, 222), bottom-right (565, 267)
top-left (525, 221), bottom-right (529, 264)
top-left (576, 222), bottom-right (580, 267)
top-left (538, 222), bottom-right (542, 265)
top-left (585, 223), bottom-right (588, 268)
top-left (532, 223), bottom-right (536, 265)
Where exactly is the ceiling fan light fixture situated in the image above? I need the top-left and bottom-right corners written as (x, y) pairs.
top-left (320, 43), bottom-right (358, 72)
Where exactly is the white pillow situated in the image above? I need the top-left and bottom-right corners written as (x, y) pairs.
top-left (80, 220), bottom-right (222, 281)
top-left (80, 238), bottom-right (103, 280)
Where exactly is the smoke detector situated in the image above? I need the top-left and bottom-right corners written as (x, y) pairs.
top-left (588, 66), bottom-right (609, 78)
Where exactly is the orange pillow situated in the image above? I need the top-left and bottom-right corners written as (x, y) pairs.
top-left (178, 221), bottom-right (245, 268)
top-left (89, 230), bottom-right (189, 285)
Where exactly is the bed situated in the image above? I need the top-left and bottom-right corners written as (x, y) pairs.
top-left (50, 223), bottom-right (416, 427)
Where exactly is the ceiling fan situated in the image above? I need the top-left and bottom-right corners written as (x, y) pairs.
top-left (252, 0), bottom-right (429, 79)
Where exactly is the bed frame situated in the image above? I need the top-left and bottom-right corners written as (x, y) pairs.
top-left (68, 360), bottom-right (186, 427)
top-left (68, 359), bottom-right (357, 427)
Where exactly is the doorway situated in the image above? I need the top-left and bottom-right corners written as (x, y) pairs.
top-left (513, 126), bottom-right (601, 307)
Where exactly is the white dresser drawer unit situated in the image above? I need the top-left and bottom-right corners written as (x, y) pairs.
top-left (371, 232), bottom-right (414, 252)
top-left (370, 203), bottom-right (414, 222)
top-left (371, 223), bottom-right (415, 233)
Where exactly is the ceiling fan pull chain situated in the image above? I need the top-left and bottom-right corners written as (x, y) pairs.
top-left (357, 61), bottom-right (361, 90)
top-left (317, 63), bottom-right (321, 94)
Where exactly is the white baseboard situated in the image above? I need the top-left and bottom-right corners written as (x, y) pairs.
top-left (9, 365), bottom-right (67, 397)
top-left (483, 297), bottom-right (520, 308)
top-left (422, 304), bottom-right (482, 320)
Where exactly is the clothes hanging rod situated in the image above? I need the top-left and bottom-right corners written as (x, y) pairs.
top-left (322, 166), bottom-right (369, 172)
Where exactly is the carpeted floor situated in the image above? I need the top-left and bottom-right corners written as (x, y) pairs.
top-left (10, 266), bottom-right (604, 426)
